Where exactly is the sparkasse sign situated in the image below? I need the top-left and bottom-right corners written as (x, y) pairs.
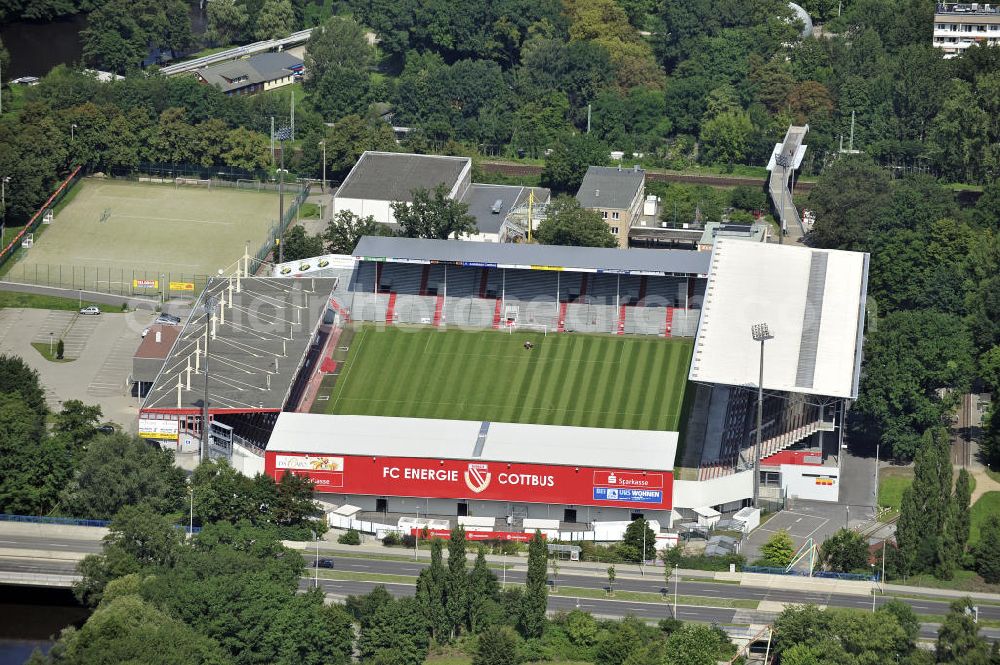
top-left (264, 453), bottom-right (671, 510)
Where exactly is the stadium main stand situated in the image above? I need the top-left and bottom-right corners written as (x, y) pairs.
top-left (343, 236), bottom-right (710, 336)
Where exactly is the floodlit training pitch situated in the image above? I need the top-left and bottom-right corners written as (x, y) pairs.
top-left (9, 179), bottom-right (280, 281)
top-left (325, 325), bottom-right (693, 431)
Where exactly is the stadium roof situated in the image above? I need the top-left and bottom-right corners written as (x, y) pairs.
top-left (141, 277), bottom-right (337, 412)
top-left (576, 166), bottom-right (645, 210)
top-left (267, 413), bottom-right (677, 471)
top-left (336, 151), bottom-right (471, 203)
top-left (688, 239), bottom-right (869, 399)
top-left (353, 236), bottom-right (711, 276)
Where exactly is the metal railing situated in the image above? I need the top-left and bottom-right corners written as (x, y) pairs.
top-left (743, 565), bottom-right (879, 582)
top-left (0, 513), bottom-right (110, 528)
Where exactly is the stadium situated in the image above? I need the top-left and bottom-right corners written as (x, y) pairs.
top-left (138, 235), bottom-right (869, 542)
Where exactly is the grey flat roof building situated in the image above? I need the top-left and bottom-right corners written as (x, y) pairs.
top-left (461, 184), bottom-right (550, 235)
top-left (196, 51), bottom-right (303, 94)
top-left (353, 236), bottom-right (711, 276)
top-left (576, 166), bottom-right (645, 210)
top-left (336, 152), bottom-right (471, 203)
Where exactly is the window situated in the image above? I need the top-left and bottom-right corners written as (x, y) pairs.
top-left (610, 226), bottom-right (619, 234)
top-left (457, 502), bottom-right (468, 517)
top-left (564, 508), bottom-right (577, 523)
top-left (612, 211), bottom-right (620, 220)
top-left (376, 498), bottom-right (388, 513)
top-left (630, 512), bottom-right (644, 521)
top-left (601, 211), bottom-right (608, 219)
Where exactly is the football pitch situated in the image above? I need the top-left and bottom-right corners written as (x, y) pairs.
top-left (324, 326), bottom-right (693, 431)
top-left (6, 179), bottom-right (280, 283)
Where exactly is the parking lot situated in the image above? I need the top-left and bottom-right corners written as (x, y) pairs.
top-left (743, 500), bottom-right (872, 563)
top-left (0, 307), bottom-right (169, 429)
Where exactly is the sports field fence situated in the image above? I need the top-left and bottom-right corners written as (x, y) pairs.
top-left (0, 165), bottom-right (83, 274)
top-left (250, 183), bottom-right (311, 274)
top-left (1, 263), bottom-right (212, 300)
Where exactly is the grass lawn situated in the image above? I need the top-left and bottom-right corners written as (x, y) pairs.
top-left (298, 202), bottom-right (321, 219)
top-left (30, 341), bottom-right (74, 362)
top-left (901, 569), bottom-right (1000, 594)
top-left (878, 468), bottom-right (913, 516)
top-left (0, 291), bottom-right (109, 312)
top-left (551, 585), bottom-right (758, 609)
top-left (325, 325), bottom-right (693, 430)
top-left (969, 491), bottom-right (1000, 546)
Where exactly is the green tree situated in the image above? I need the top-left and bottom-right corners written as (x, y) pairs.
top-left (699, 109), bottom-right (753, 168)
top-left (253, 0), bottom-right (295, 40)
top-left (929, 79), bottom-right (989, 183)
top-left (0, 353), bottom-right (47, 415)
top-left (324, 210), bottom-right (392, 255)
top-left (416, 538), bottom-right (449, 641)
top-left (606, 564), bottom-right (616, 595)
top-left (806, 156), bottom-right (892, 251)
top-left (446, 525), bottom-right (469, 637)
top-left (663, 623), bottom-right (727, 665)
top-left (0, 393), bottom-right (70, 515)
top-left (954, 468), bottom-right (972, 554)
top-left (222, 127), bottom-right (269, 171)
top-left (522, 530), bottom-right (548, 638)
top-left (206, 0), bottom-right (249, 45)
top-left (937, 598), bottom-right (991, 663)
top-left (760, 529), bottom-right (795, 567)
top-left (540, 133), bottom-right (610, 194)
top-left (469, 546), bottom-right (501, 632)
top-left (62, 432), bottom-right (186, 520)
top-left (619, 517), bottom-right (656, 563)
top-left (975, 515), bottom-right (1000, 584)
top-left (473, 625), bottom-right (523, 665)
top-left (895, 428), bottom-right (954, 577)
top-left (819, 528), bottom-right (869, 573)
top-left (304, 115), bottom-right (398, 182)
top-left (304, 15), bottom-right (374, 86)
top-left (534, 195), bottom-right (617, 248)
top-left (280, 225), bottom-right (324, 262)
top-left (391, 185), bottom-right (478, 240)
top-left (357, 597), bottom-right (429, 665)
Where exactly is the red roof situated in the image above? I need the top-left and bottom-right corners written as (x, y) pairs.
top-left (134, 325), bottom-right (181, 360)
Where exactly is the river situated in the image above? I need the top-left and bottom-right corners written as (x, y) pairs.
top-left (0, 3), bottom-right (208, 79)
top-left (0, 585), bottom-right (89, 665)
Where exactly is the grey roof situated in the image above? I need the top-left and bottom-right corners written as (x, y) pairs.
top-left (353, 236), bottom-right (711, 276)
top-left (461, 184), bottom-right (550, 235)
top-left (196, 52), bottom-right (302, 93)
top-left (141, 277), bottom-right (337, 411)
top-left (336, 151), bottom-right (470, 203)
top-left (576, 166), bottom-right (645, 210)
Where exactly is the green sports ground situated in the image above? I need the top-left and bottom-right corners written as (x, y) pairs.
top-left (324, 325), bottom-right (693, 431)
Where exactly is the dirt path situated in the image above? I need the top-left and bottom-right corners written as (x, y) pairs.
top-left (970, 467), bottom-right (1000, 504)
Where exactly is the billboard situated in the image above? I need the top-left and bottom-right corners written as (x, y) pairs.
top-left (133, 279), bottom-right (158, 289)
top-left (138, 418), bottom-right (179, 441)
top-left (266, 453), bottom-right (671, 510)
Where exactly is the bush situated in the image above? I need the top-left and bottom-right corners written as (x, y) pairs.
top-left (382, 531), bottom-right (401, 547)
top-left (338, 528), bottom-right (361, 545)
top-left (760, 530), bottom-right (796, 567)
top-left (474, 625), bottom-right (523, 665)
top-left (661, 546), bottom-right (746, 571)
top-left (730, 185), bottom-right (766, 211)
top-left (56, 339), bottom-right (64, 359)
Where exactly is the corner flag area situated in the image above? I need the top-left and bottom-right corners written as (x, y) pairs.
top-left (321, 326), bottom-right (693, 431)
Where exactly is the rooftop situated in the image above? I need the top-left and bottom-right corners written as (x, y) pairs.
top-left (141, 277), bottom-right (337, 412)
top-left (460, 183), bottom-right (550, 235)
top-left (134, 325), bottom-right (181, 360)
top-left (698, 222), bottom-right (769, 247)
top-left (936, 3), bottom-right (1000, 14)
top-left (352, 236), bottom-right (711, 276)
top-left (576, 166), bottom-right (645, 210)
top-left (335, 151), bottom-right (471, 203)
top-left (688, 239), bottom-right (869, 399)
top-left (196, 52), bottom-right (303, 93)
top-left (267, 413), bottom-right (677, 471)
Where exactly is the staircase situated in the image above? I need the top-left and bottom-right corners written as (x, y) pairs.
top-left (328, 297), bottom-right (351, 323)
top-left (557, 302), bottom-right (567, 332)
top-left (374, 263), bottom-right (383, 292)
top-left (385, 292), bottom-right (397, 325)
top-left (751, 419), bottom-right (835, 462)
top-left (432, 295), bottom-right (445, 327)
top-left (418, 266), bottom-right (430, 296)
top-left (663, 306), bottom-right (674, 337)
top-left (616, 305), bottom-right (627, 335)
top-left (479, 268), bottom-right (490, 298)
top-left (492, 299), bottom-right (503, 329)
top-left (637, 276), bottom-right (647, 305)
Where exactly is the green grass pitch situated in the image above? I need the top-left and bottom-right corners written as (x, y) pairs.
top-left (325, 325), bottom-right (693, 431)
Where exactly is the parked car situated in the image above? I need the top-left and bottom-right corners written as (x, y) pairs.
top-left (155, 313), bottom-right (181, 325)
top-left (79, 306), bottom-right (101, 315)
top-left (315, 559), bottom-right (334, 569)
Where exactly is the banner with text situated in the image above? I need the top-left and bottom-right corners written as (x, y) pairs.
top-left (265, 453), bottom-right (671, 510)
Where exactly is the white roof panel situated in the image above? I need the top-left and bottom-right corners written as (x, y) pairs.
top-left (688, 239), bottom-right (868, 399)
top-left (267, 413), bottom-right (676, 471)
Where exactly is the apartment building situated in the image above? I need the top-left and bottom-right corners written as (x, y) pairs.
top-left (933, 3), bottom-right (1000, 57)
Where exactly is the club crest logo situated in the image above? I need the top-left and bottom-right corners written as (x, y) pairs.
top-left (464, 463), bottom-right (492, 494)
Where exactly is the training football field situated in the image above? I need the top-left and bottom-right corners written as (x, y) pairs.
top-left (7, 179), bottom-right (280, 284)
top-left (324, 326), bottom-right (693, 431)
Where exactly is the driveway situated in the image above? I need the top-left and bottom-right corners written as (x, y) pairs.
top-left (0, 308), bottom-right (163, 430)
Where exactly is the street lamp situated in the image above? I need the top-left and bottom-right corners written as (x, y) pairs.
top-left (313, 530), bottom-right (320, 588)
top-left (276, 142), bottom-right (288, 265)
top-left (188, 484), bottom-right (194, 537)
top-left (751, 322), bottom-right (774, 508)
top-left (200, 293), bottom-right (219, 464)
top-left (71, 123), bottom-right (77, 141)
top-left (319, 140), bottom-right (326, 196)
top-left (672, 563), bottom-right (679, 618)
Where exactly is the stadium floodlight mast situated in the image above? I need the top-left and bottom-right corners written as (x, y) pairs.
top-left (751, 322), bottom-right (774, 508)
top-left (319, 140), bottom-right (326, 196)
top-left (276, 142), bottom-right (288, 264)
top-left (201, 293), bottom-right (219, 464)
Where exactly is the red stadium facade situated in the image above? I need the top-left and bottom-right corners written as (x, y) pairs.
top-left (264, 452), bottom-right (672, 511)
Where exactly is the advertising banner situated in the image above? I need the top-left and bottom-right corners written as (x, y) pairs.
top-left (266, 453), bottom-right (672, 510)
top-left (138, 418), bottom-right (178, 441)
top-left (133, 279), bottom-right (158, 289)
top-left (411, 528), bottom-right (542, 542)
top-left (169, 281), bottom-right (195, 291)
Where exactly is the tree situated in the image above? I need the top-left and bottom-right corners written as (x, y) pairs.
top-left (445, 525), bottom-right (470, 637)
top-left (253, 0), bottom-right (295, 40)
top-left (62, 433), bottom-right (186, 520)
top-left (540, 133), bottom-right (610, 194)
top-left (954, 468), bottom-right (972, 555)
top-left (806, 156), bottom-right (891, 251)
top-left (473, 625), bottom-right (523, 665)
top-left (0, 392), bottom-right (70, 515)
top-left (304, 16), bottom-right (374, 86)
top-left (975, 515), bottom-right (1000, 584)
top-left (415, 539), bottom-right (449, 641)
top-left (700, 110), bottom-right (753, 168)
top-left (280, 225), bottom-right (324, 262)
top-left (81, 0), bottom-right (193, 74)
top-left (469, 546), bottom-right (500, 632)
top-left (819, 528), bottom-right (869, 573)
top-left (357, 597), bottom-right (429, 665)
top-left (937, 598), bottom-right (991, 663)
top-left (534, 195), bottom-right (618, 248)
top-left (522, 531), bottom-right (548, 638)
top-left (304, 115), bottom-right (398, 183)
top-left (324, 210), bottom-right (392, 255)
top-left (606, 564), bottom-right (616, 595)
top-left (222, 127), bottom-right (269, 171)
top-left (895, 428), bottom-right (954, 577)
top-left (663, 624), bottom-right (728, 665)
top-left (392, 185), bottom-right (478, 240)
top-left (760, 530), bottom-right (795, 567)
top-left (620, 517), bottom-right (656, 563)
top-left (0, 354), bottom-right (47, 415)
top-left (206, 0), bottom-right (249, 45)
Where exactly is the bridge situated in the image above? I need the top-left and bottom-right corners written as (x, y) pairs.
top-left (767, 125), bottom-right (808, 242)
top-left (159, 28), bottom-right (314, 77)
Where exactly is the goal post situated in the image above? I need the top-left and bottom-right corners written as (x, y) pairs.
top-left (236, 178), bottom-right (260, 191)
top-left (174, 177), bottom-right (212, 189)
top-left (507, 323), bottom-right (548, 336)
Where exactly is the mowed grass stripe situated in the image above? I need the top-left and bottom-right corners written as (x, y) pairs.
top-left (326, 326), bottom-right (692, 430)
